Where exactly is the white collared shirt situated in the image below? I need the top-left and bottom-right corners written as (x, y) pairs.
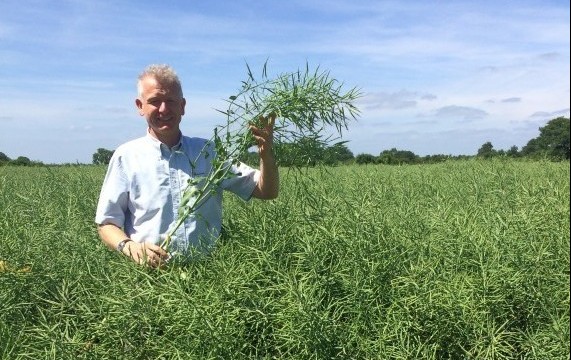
top-left (95, 132), bottom-right (260, 257)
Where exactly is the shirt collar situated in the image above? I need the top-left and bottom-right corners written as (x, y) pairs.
top-left (145, 130), bottom-right (183, 157)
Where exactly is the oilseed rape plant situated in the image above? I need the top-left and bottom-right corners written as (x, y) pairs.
top-left (1, 160), bottom-right (569, 359)
top-left (161, 63), bottom-right (361, 251)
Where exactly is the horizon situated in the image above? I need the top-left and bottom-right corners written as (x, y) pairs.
top-left (2, 115), bottom-right (567, 165)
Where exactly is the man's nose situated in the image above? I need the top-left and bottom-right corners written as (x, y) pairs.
top-left (159, 101), bottom-right (169, 113)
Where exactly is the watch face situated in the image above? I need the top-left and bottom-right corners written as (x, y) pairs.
top-left (118, 240), bottom-right (130, 252)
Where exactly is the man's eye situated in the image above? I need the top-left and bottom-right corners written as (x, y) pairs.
top-left (149, 99), bottom-right (175, 106)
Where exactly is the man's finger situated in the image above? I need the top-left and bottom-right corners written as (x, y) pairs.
top-left (267, 113), bottom-right (275, 130)
top-left (148, 244), bottom-right (168, 257)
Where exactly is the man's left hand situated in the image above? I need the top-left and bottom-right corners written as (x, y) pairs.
top-left (249, 112), bottom-right (276, 159)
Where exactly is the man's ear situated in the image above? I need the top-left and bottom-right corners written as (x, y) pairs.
top-left (135, 98), bottom-right (144, 116)
top-left (181, 98), bottom-right (186, 116)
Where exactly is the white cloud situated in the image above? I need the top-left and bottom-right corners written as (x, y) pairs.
top-left (530, 109), bottom-right (571, 118)
top-left (501, 98), bottom-right (522, 103)
top-left (359, 90), bottom-right (437, 110)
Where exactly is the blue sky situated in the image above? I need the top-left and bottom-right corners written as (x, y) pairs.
top-left (0, 0), bottom-right (569, 164)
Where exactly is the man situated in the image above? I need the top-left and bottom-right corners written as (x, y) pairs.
top-left (95, 64), bottom-right (279, 267)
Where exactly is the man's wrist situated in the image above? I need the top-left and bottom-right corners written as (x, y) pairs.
top-left (259, 151), bottom-right (276, 164)
top-left (117, 238), bottom-right (133, 254)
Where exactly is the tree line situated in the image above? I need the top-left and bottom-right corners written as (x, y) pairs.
top-left (1, 117), bottom-right (568, 167)
top-left (355, 117), bottom-right (568, 165)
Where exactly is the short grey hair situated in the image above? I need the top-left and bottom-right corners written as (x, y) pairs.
top-left (137, 64), bottom-right (183, 97)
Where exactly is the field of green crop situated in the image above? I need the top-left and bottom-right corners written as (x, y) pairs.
top-left (0, 160), bottom-right (569, 359)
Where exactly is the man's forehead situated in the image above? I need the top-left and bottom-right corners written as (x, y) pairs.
top-left (142, 78), bottom-right (180, 95)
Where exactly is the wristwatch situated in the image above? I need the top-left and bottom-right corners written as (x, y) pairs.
top-left (117, 239), bottom-right (133, 253)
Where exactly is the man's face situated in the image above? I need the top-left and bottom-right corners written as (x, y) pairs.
top-left (136, 76), bottom-right (186, 142)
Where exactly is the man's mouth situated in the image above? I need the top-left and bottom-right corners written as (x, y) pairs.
top-left (156, 117), bottom-right (172, 125)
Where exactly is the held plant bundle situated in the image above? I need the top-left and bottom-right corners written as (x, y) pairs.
top-left (161, 63), bottom-right (361, 252)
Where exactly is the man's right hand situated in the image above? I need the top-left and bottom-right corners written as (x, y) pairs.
top-left (123, 241), bottom-right (170, 268)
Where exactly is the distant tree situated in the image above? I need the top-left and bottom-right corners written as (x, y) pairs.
top-left (12, 156), bottom-right (31, 166)
top-left (477, 141), bottom-right (496, 158)
top-left (93, 148), bottom-right (114, 165)
top-left (274, 136), bottom-right (334, 167)
top-left (397, 150), bottom-right (417, 164)
top-left (275, 142), bottom-right (308, 167)
top-left (0, 152), bottom-right (10, 164)
top-left (521, 138), bottom-right (542, 158)
top-left (377, 149), bottom-right (395, 165)
top-left (355, 153), bottom-right (376, 164)
top-left (259, 138), bottom-right (356, 167)
top-left (422, 154), bottom-right (451, 163)
top-left (323, 142), bottom-right (354, 165)
top-left (378, 148), bottom-right (418, 165)
top-left (506, 145), bottom-right (520, 158)
top-left (521, 117), bottom-right (570, 160)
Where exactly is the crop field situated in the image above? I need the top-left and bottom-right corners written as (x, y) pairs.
top-left (0, 160), bottom-right (569, 359)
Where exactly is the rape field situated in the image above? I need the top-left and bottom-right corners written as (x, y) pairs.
top-left (0, 160), bottom-right (569, 359)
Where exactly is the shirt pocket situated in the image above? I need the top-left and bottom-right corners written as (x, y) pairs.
top-left (192, 156), bottom-right (213, 177)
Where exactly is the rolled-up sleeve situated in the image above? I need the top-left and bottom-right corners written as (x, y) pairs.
top-left (221, 161), bottom-right (260, 201)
